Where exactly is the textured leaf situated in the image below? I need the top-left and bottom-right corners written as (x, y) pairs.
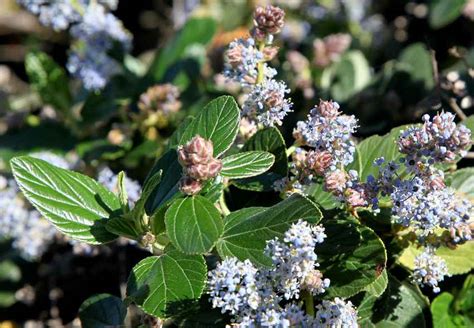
top-left (347, 126), bottom-right (406, 180)
top-left (216, 194), bottom-right (322, 266)
top-left (11, 156), bottom-right (120, 244)
top-left (79, 293), bottom-right (126, 328)
top-left (234, 127), bottom-right (288, 191)
top-left (127, 251), bottom-right (206, 318)
top-left (398, 243), bottom-right (474, 275)
top-left (165, 196), bottom-right (223, 254)
top-left (317, 218), bottom-right (387, 299)
top-left (180, 96), bottom-right (240, 157)
top-left (429, 0), bottom-right (466, 29)
top-left (221, 151), bottom-right (274, 179)
top-left (25, 51), bottom-right (71, 113)
top-left (363, 269), bottom-right (388, 297)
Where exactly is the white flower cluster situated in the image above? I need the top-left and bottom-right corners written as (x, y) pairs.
top-left (208, 220), bottom-right (357, 327)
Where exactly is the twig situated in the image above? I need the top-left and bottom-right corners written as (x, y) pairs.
top-left (442, 94), bottom-right (468, 121)
top-left (464, 151), bottom-right (474, 159)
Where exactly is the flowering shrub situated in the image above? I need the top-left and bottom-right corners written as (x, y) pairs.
top-left (1, 1), bottom-right (474, 326)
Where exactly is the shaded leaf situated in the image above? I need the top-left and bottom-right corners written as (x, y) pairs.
top-left (317, 217), bottom-right (387, 298)
top-left (79, 293), bottom-right (126, 328)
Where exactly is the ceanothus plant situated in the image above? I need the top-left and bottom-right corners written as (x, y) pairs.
top-left (9, 4), bottom-right (473, 327)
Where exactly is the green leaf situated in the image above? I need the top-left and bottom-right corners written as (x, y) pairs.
top-left (216, 194), bottom-right (322, 266)
top-left (358, 275), bottom-right (427, 327)
top-left (105, 217), bottom-right (142, 240)
top-left (429, 0), bottom-right (467, 29)
top-left (0, 260), bottom-right (21, 308)
top-left (127, 250), bottom-right (206, 318)
top-left (321, 50), bottom-right (371, 102)
top-left (79, 293), bottom-right (127, 328)
top-left (399, 43), bottom-right (435, 90)
top-left (180, 96), bottom-right (240, 157)
top-left (149, 17), bottom-right (217, 80)
top-left (399, 242), bottom-right (474, 275)
top-left (221, 151), bottom-right (274, 179)
top-left (347, 126), bottom-right (406, 180)
top-left (25, 51), bottom-right (71, 113)
top-left (117, 171), bottom-right (128, 211)
top-left (446, 167), bottom-right (474, 200)
top-left (165, 196), bottom-right (223, 254)
top-left (431, 292), bottom-right (466, 328)
top-left (234, 127), bottom-right (288, 191)
top-left (11, 156), bottom-right (120, 244)
top-left (363, 269), bottom-right (388, 297)
top-left (317, 218), bottom-right (387, 298)
top-left (305, 182), bottom-right (339, 210)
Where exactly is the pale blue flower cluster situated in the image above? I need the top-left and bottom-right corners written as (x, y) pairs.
top-left (398, 112), bottom-right (471, 166)
top-left (18, 0), bottom-right (119, 31)
top-left (97, 167), bottom-right (141, 204)
top-left (67, 4), bottom-right (131, 90)
top-left (242, 78), bottom-right (293, 127)
top-left (314, 298), bottom-right (358, 328)
top-left (18, 0), bottom-right (131, 90)
top-left (413, 248), bottom-right (449, 293)
top-left (294, 101), bottom-right (358, 168)
top-left (208, 220), bottom-right (343, 327)
top-left (224, 13), bottom-right (293, 127)
top-left (265, 220), bottom-right (329, 300)
top-left (361, 112), bottom-right (472, 292)
top-left (0, 176), bottom-right (56, 259)
top-left (224, 38), bottom-right (264, 86)
top-left (18, 0), bottom-right (81, 31)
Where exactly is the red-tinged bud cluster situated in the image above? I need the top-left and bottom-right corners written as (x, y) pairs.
top-left (177, 136), bottom-right (222, 195)
top-left (252, 5), bottom-right (285, 40)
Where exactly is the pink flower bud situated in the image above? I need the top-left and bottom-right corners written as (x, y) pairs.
top-left (429, 175), bottom-right (446, 190)
top-left (179, 176), bottom-right (203, 195)
top-left (178, 136), bottom-right (214, 166)
top-left (324, 169), bottom-right (348, 193)
top-left (317, 100), bottom-right (340, 118)
top-left (305, 151), bottom-right (332, 176)
top-left (345, 188), bottom-right (367, 208)
top-left (226, 43), bottom-right (244, 68)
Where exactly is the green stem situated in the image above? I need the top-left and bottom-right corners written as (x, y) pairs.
top-left (256, 42), bottom-right (266, 85)
top-left (219, 193), bottom-right (231, 216)
top-left (302, 290), bottom-right (315, 317)
top-left (286, 145), bottom-right (297, 157)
